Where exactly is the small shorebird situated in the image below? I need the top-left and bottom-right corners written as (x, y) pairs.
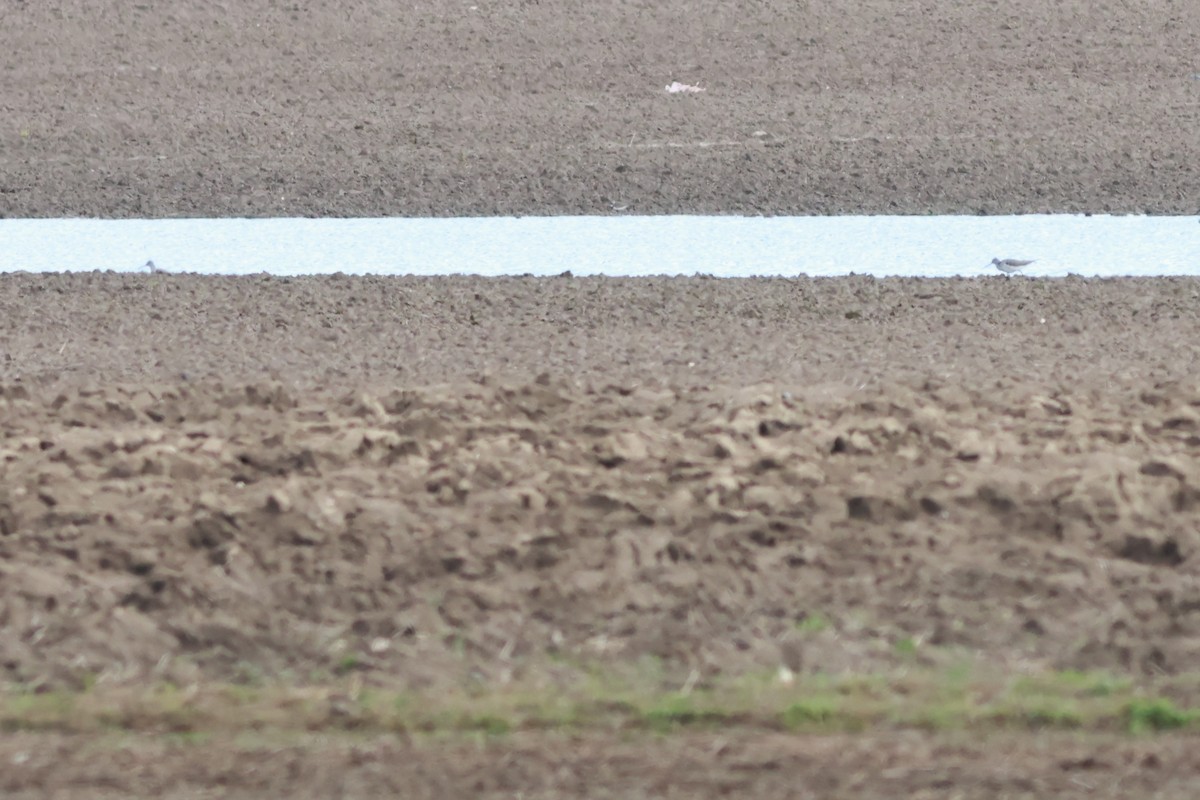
top-left (990, 257), bottom-right (1034, 275)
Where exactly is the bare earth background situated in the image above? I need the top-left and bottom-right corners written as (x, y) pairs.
top-left (3, 1), bottom-right (1200, 797)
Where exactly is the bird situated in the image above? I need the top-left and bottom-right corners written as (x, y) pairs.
top-left (990, 257), bottom-right (1034, 275)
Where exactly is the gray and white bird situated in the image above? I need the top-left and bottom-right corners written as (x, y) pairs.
top-left (990, 257), bottom-right (1034, 275)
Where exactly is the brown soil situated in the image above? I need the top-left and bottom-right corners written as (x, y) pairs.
top-left (3, 731), bottom-right (1200, 800)
top-left (4, 1), bottom-right (1200, 796)
top-left (10, 276), bottom-right (1200, 690)
top-left (2, 0), bottom-right (1198, 218)
top-left (4, 273), bottom-right (1200, 795)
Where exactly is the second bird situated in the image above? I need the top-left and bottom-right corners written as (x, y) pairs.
top-left (990, 258), bottom-right (1035, 275)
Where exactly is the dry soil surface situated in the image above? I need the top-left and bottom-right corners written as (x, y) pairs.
top-left (2, 0), bottom-right (1198, 217)
top-left (4, 273), bottom-right (1200, 797)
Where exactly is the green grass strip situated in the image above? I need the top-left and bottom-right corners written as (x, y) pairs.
top-left (2, 667), bottom-right (1197, 738)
